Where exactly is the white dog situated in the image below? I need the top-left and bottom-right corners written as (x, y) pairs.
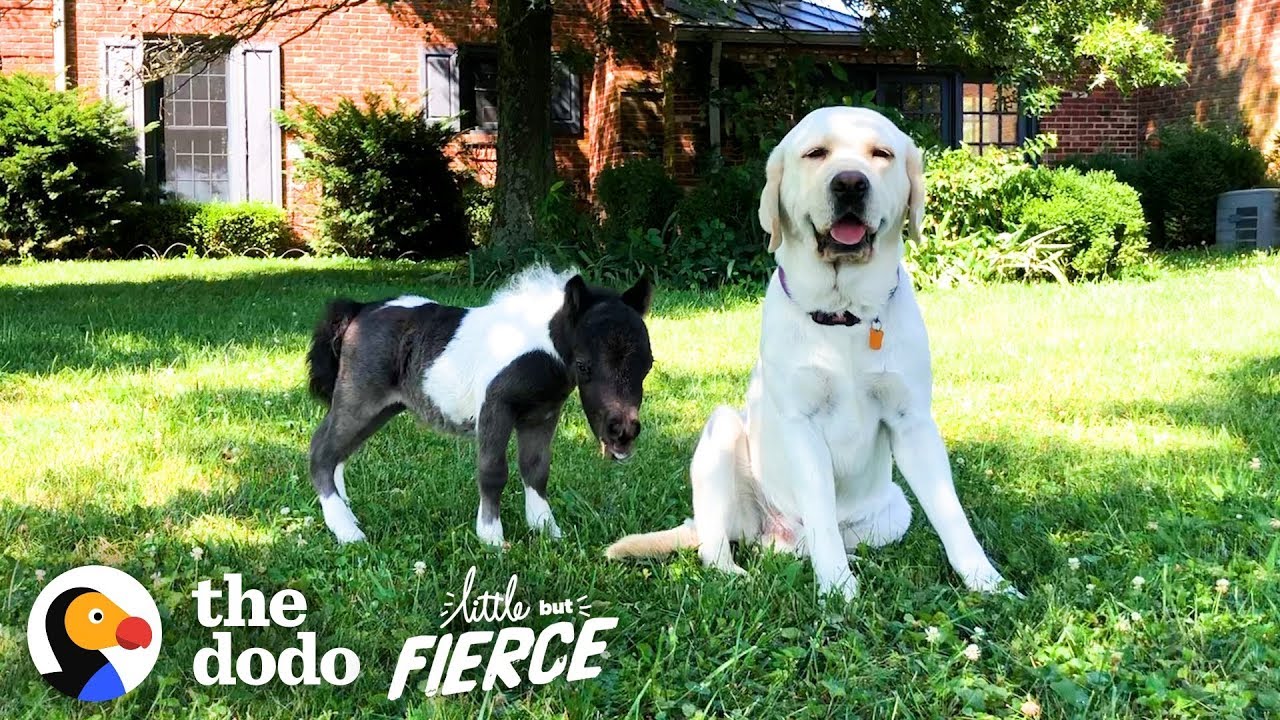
top-left (607, 107), bottom-right (1016, 599)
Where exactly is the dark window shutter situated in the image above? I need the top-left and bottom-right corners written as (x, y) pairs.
top-left (423, 47), bottom-right (460, 130)
top-left (551, 60), bottom-right (582, 135)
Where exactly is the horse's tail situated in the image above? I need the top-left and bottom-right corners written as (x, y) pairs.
top-left (605, 519), bottom-right (698, 560)
top-left (308, 299), bottom-right (366, 404)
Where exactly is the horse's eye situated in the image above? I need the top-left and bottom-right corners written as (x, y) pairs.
top-left (803, 147), bottom-right (828, 160)
top-left (88, 609), bottom-right (104, 624)
top-left (575, 360), bottom-right (591, 378)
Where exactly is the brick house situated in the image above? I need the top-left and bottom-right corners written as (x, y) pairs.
top-left (1, 0), bottom-right (1277, 231)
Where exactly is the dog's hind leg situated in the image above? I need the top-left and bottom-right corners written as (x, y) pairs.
top-left (690, 406), bottom-right (759, 575)
top-left (516, 413), bottom-right (562, 539)
top-left (311, 395), bottom-right (404, 543)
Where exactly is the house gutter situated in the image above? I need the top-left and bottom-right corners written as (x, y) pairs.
top-left (709, 39), bottom-right (722, 150)
top-left (52, 0), bottom-right (67, 90)
top-left (673, 27), bottom-right (866, 46)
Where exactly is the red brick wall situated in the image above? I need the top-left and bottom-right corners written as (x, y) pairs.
top-left (0, 0), bottom-right (54, 73)
top-left (1136, 0), bottom-right (1279, 159)
top-left (1042, 0), bottom-right (1280, 162)
top-left (1041, 85), bottom-right (1141, 159)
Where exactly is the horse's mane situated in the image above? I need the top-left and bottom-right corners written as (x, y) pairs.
top-left (489, 264), bottom-right (579, 308)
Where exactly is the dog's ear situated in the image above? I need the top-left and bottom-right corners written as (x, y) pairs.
top-left (564, 275), bottom-right (590, 319)
top-left (905, 139), bottom-right (926, 243)
top-left (759, 145), bottom-right (785, 253)
top-left (621, 274), bottom-right (653, 316)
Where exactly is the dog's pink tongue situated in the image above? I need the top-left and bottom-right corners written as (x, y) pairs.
top-left (830, 220), bottom-right (867, 245)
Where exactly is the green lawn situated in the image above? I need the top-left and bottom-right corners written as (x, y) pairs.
top-left (0, 254), bottom-right (1277, 719)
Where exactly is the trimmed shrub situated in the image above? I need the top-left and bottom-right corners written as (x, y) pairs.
top-left (190, 202), bottom-right (293, 256)
top-left (1064, 124), bottom-right (1269, 249)
top-left (120, 201), bottom-right (292, 257)
top-left (0, 73), bottom-right (141, 259)
top-left (282, 93), bottom-right (470, 259)
top-left (594, 159), bottom-right (682, 248)
top-left (1005, 167), bottom-right (1147, 278)
top-left (118, 200), bottom-right (201, 257)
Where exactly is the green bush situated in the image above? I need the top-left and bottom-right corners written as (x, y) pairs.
top-left (120, 201), bottom-right (293, 257)
top-left (1064, 124), bottom-right (1269, 249)
top-left (0, 73), bottom-right (142, 259)
top-left (190, 202), bottom-right (293, 256)
top-left (118, 200), bottom-right (200, 257)
top-left (281, 93), bottom-right (470, 259)
top-left (1137, 123), bottom-right (1268, 248)
top-left (905, 224), bottom-right (1075, 288)
top-left (1005, 167), bottom-right (1147, 278)
top-left (460, 178), bottom-right (494, 247)
top-left (668, 160), bottom-right (772, 287)
top-left (923, 136), bottom-right (1054, 239)
top-left (594, 159), bottom-right (682, 249)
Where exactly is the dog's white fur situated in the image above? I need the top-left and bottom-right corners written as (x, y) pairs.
top-left (608, 107), bottom-right (1014, 599)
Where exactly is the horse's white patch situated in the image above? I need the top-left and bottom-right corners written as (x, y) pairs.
top-left (384, 295), bottom-right (433, 309)
top-left (524, 489), bottom-right (562, 539)
top-left (320, 493), bottom-right (366, 543)
top-left (423, 265), bottom-right (575, 426)
top-left (476, 506), bottom-right (504, 547)
top-left (334, 462), bottom-right (348, 501)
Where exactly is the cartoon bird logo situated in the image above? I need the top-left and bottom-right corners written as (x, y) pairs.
top-left (28, 566), bottom-right (162, 702)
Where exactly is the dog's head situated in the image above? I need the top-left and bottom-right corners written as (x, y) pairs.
top-left (759, 106), bottom-right (925, 263)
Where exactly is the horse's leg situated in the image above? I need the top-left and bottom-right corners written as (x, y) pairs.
top-left (311, 389), bottom-right (404, 543)
top-left (516, 413), bottom-right (562, 539)
top-left (475, 401), bottom-right (516, 547)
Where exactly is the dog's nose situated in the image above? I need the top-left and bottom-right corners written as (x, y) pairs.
top-left (830, 171), bottom-right (870, 201)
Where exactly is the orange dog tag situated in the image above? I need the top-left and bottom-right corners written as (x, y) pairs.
top-left (868, 321), bottom-right (884, 350)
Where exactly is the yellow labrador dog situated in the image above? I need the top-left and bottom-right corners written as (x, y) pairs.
top-left (607, 107), bottom-right (1015, 599)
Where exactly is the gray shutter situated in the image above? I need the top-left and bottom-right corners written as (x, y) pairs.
top-left (227, 43), bottom-right (283, 204)
top-left (551, 60), bottom-right (582, 135)
top-left (100, 38), bottom-right (146, 159)
top-left (422, 47), bottom-right (459, 130)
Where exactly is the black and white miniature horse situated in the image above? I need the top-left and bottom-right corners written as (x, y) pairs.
top-left (306, 266), bottom-right (654, 545)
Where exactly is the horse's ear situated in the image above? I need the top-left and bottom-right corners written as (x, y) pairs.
top-left (564, 275), bottom-right (590, 319)
top-left (621, 274), bottom-right (653, 316)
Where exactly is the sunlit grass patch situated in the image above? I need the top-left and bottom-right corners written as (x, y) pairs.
top-left (0, 252), bottom-right (1278, 718)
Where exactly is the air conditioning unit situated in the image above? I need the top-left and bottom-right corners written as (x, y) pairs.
top-left (1216, 188), bottom-right (1279, 250)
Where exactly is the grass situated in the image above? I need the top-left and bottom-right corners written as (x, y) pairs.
top-left (0, 253), bottom-right (1277, 719)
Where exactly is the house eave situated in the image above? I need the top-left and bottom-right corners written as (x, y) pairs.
top-left (672, 27), bottom-right (867, 46)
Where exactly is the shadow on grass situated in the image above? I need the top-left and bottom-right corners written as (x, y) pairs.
top-left (0, 259), bottom-right (763, 377)
top-left (1103, 353), bottom-right (1280, 450)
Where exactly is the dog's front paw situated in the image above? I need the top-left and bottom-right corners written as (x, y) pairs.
top-left (819, 573), bottom-right (859, 602)
top-left (960, 562), bottom-right (1021, 597)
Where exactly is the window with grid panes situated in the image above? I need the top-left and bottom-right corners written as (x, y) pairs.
top-left (159, 58), bottom-right (231, 201)
top-left (961, 82), bottom-right (1021, 154)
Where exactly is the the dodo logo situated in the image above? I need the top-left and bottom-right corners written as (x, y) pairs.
top-left (27, 566), bottom-right (162, 702)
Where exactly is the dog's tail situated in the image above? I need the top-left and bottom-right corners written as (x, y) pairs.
top-left (605, 519), bottom-right (698, 560)
top-left (307, 299), bottom-right (366, 404)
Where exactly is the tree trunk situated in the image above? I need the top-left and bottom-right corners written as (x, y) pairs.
top-left (490, 0), bottom-right (554, 250)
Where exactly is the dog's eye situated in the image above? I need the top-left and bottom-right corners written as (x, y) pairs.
top-left (872, 147), bottom-right (894, 160)
top-left (575, 360), bottom-right (591, 378)
top-left (802, 147), bottom-right (828, 160)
